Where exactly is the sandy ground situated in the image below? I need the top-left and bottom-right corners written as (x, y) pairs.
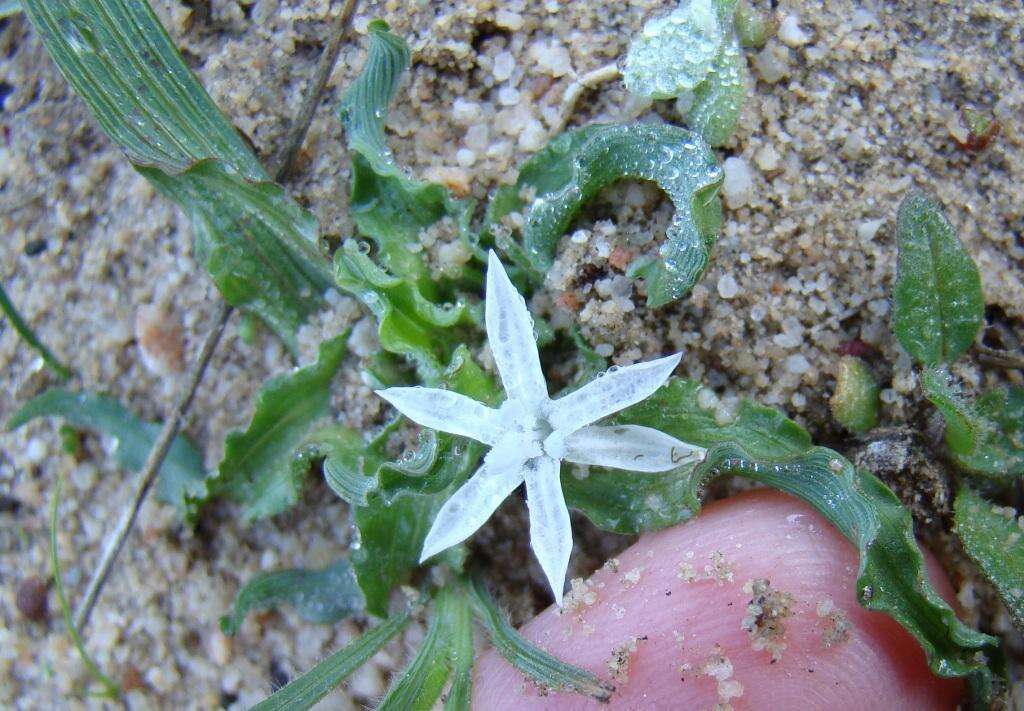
top-left (1, 0), bottom-right (1022, 707)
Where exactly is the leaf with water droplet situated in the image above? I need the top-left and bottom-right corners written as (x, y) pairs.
top-left (892, 192), bottom-right (984, 365)
top-left (489, 123), bottom-right (723, 308)
top-left (8, 389), bottom-right (209, 523)
top-left (686, 35), bottom-right (747, 146)
top-left (623, 0), bottom-right (725, 99)
top-left (955, 486), bottom-right (1024, 633)
top-left (220, 558), bottom-right (364, 635)
top-left (338, 20), bottom-right (474, 286)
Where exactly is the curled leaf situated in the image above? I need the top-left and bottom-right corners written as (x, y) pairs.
top-left (495, 123), bottom-right (722, 308)
top-left (220, 559), bottom-right (364, 636)
top-left (893, 192), bottom-right (984, 365)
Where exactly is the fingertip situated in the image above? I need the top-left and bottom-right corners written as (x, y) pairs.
top-left (473, 489), bottom-right (964, 710)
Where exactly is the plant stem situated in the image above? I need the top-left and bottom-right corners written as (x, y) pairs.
top-left (0, 281), bottom-right (71, 381)
top-left (269, 0), bottom-right (360, 180)
top-left (73, 302), bottom-right (231, 631)
top-left (977, 344), bottom-right (1024, 371)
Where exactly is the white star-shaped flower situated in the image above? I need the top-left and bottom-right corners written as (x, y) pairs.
top-left (376, 252), bottom-right (705, 602)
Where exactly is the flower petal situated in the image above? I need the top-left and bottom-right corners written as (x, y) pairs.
top-left (376, 386), bottom-right (504, 444)
top-left (547, 353), bottom-right (682, 433)
top-left (486, 251), bottom-right (548, 405)
top-left (420, 448), bottom-right (527, 562)
top-left (524, 455), bottom-right (573, 603)
top-left (562, 424), bottom-right (706, 472)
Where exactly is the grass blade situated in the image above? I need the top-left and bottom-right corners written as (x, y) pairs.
top-left (252, 609), bottom-right (411, 711)
top-left (0, 281), bottom-right (71, 380)
top-left (467, 573), bottom-right (615, 702)
top-left (49, 473), bottom-right (121, 699)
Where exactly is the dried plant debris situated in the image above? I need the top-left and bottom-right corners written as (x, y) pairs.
top-left (741, 578), bottom-right (795, 663)
top-left (816, 597), bottom-right (852, 649)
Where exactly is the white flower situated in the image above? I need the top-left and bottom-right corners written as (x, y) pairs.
top-left (376, 252), bottom-right (705, 602)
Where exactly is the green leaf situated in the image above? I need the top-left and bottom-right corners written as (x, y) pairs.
top-left (209, 335), bottom-right (347, 520)
top-left (689, 443), bottom-right (998, 702)
top-left (338, 20), bottom-right (473, 286)
top-left (0, 281), bottom-right (71, 380)
top-left (0, 0), bottom-right (21, 18)
top-left (923, 370), bottom-right (1024, 479)
top-left (8, 389), bottom-right (209, 521)
top-left (467, 573), bottom-right (615, 702)
top-left (496, 123), bottom-right (723, 308)
top-left (252, 609), bottom-right (411, 711)
top-left (955, 487), bottom-right (1024, 632)
top-left (143, 161), bottom-right (333, 355)
top-left (22, 0), bottom-right (332, 348)
top-left (334, 240), bottom-right (477, 383)
top-left (294, 425), bottom-right (387, 507)
top-left (686, 36), bottom-right (747, 147)
top-left (829, 355), bottom-right (880, 434)
top-left (622, 0), bottom-right (724, 99)
top-left (734, 0), bottom-right (774, 48)
top-left (220, 559), bottom-right (364, 636)
top-left (562, 377), bottom-right (811, 534)
top-left (353, 433), bottom-right (486, 617)
top-left (379, 587), bottom-right (471, 711)
top-left (892, 192), bottom-right (985, 365)
top-left (444, 585), bottom-right (475, 711)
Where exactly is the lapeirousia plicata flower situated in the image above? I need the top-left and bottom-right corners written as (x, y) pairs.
top-left (376, 252), bottom-right (705, 603)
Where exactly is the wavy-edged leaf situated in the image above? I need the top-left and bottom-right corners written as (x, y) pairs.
top-left (622, 0), bottom-right (724, 99)
top-left (8, 389), bottom-right (209, 521)
top-left (923, 370), bottom-right (1024, 479)
top-left (334, 240), bottom-right (477, 383)
top-left (955, 487), bottom-right (1024, 632)
top-left (686, 36), bottom-right (746, 147)
top-left (467, 573), bottom-right (614, 701)
top-left (338, 20), bottom-right (473, 286)
top-left (354, 433), bottom-right (485, 617)
top-left (220, 559), bottom-right (364, 636)
top-left (144, 161), bottom-right (333, 354)
top-left (23, 0), bottom-right (332, 348)
top-left (0, 281), bottom-right (70, 380)
top-left (689, 443), bottom-right (998, 702)
top-left (378, 588), bottom-right (471, 711)
top-left (893, 192), bottom-right (985, 365)
top-left (252, 609), bottom-right (411, 711)
top-left (562, 377), bottom-right (811, 534)
top-left (209, 335), bottom-right (347, 520)
top-left (492, 123), bottom-right (722, 308)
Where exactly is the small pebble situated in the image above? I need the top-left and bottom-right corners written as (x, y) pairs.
top-left (722, 157), bottom-right (754, 209)
top-left (778, 15), bottom-right (811, 47)
top-left (16, 576), bottom-right (48, 621)
top-left (717, 273), bottom-right (740, 299)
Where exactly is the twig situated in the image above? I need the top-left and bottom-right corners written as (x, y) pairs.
top-left (553, 63), bottom-right (621, 136)
top-left (73, 302), bottom-right (232, 631)
top-left (977, 344), bottom-right (1024, 371)
top-left (71, 0), bottom-right (360, 633)
top-left (269, 0), bottom-right (360, 180)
